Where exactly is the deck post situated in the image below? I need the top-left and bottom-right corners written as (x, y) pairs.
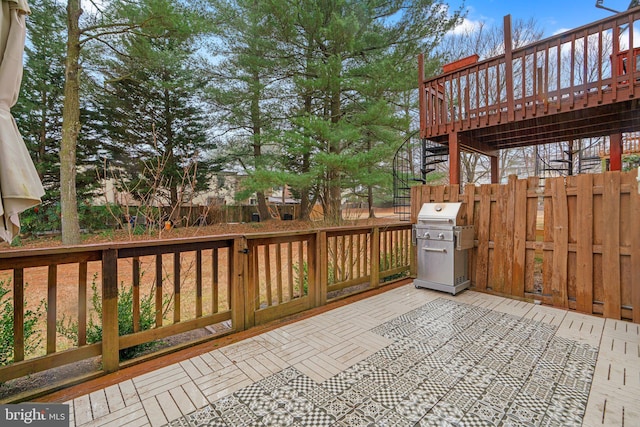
top-left (490, 156), bottom-right (499, 183)
top-left (504, 15), bottom-right (515, 121)
top-left (318, 231), bottom-right (328, 306)
top-left (370, 227), bottom-right (381, 287)
top-left (418, 54), bottom-right (426, 138)
top-left (101, 249), bottom-right (119, 373)
top-left (610, 133), bottom-right (623, 171)
top-left (232, 236), bottom-right (248, 331)
top-left (449, 132), bottom-right (460, 184)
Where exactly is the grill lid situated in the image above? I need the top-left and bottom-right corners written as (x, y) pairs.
top-left (417, 202), bottom-right (464, 226)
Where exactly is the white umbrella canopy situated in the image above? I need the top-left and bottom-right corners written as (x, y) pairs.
top-left (0, 0), bottom-right (44, 243)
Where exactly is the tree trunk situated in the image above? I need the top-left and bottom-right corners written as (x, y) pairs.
top-left (251, 73), bottom-right (271, 221)
top-left (368, 185), bottom-right (375, 218)
top-left (367, 138), bottom-right (375, 218)
top-left (326, 60), bottom-right (342, 223)
top-left (299, 152), bottom-right (311, 220)
top-left (60, 0), bottom-right (82, 245)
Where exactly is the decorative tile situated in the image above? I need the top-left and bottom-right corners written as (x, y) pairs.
top-left (284, 396), bottom-right (315, 418)
top-left (163, 298), bottom-right (598, 427)
top-left (459, 411), bottom-right (501, 427)
top-left (271, 385), bottom-right (301, 405)
top-left (394, 396), bottom-right (437, 423)
top-left (519, 379), bottom-right (555, 402)
top-left (369, 387), bottom-right (405, 408)
top-left (337, 410), bottom-right (371, 427)
top-left (277, 367), bottom-right (304, 382)
top-left (431, 400), bottom-right (466, 423)
top-left (261, 407), bottom-right (295, 427)
top-left (467, 399), bottom-right (505, 425)
top-left (248, 394), bottom-right (278, 417)
top-left (304, 385), bottom-right (335, 406)
top-left (544, 396), bottom-right (585, 426)
top-left (184, 405), bottom-right (227, 427)
top-left (374, 409), bottom-right (414, 427)
top-left (258, 373), bottom-right (288, 392)
top-left (337, 388), bottom-right (367, 409)
top-left (219, 403), bottom-right (259, 426)
top-left (502, 405), bottom-right (544, 426)
top-left (321, 376), bottom-right (352, 395)
top-left (297, 408), bottom-right (335, 426)
top-left (352, 377), bottom-right (383, 396)
top-left (485, 381), bottom-right (519, 402)
top-left (510, 392), bottom-right (549, 414)
top-left (569, 344), bottom-right (598, 364)
top-left (211, 395), bottom-right (242, 413)
top-left (556, 374), bottom-right (591, 394)
top-left (355, 399), bottom-right (387, 420)
top-left (439, 385), bottom-right (482, 413)
top-left (447, 382), bottom-right (484, 400)
top-left (322, 397), bottom-right (352, 419)
top-left (417, 413), bottom-right (457, 427)
top-left (236, 383), bottom-right (267, 404)
top-left (387, 377), bottom-right (418, 397)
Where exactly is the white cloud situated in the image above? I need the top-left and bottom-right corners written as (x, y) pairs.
top-left (450, 17), bottom-right (484, 35)
top-left (552, 27), bottom-right (572, 36)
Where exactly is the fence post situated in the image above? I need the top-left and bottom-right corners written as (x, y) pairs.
top-left (101, 249), bottom-right (119, 373)
top-left (370, 227), bottom-right (380, 288)
top-left (231, 236), bottom-right (247, 332)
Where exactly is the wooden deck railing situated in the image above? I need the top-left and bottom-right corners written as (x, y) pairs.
top-left (0, 224), bottom-right (411, 398)
top-left (600, 131), bottom-right (640, 157)
top-left (420, 8), bottom-right (640, 139)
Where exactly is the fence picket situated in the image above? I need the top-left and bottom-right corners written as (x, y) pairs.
top-left (603, 172), bottom-right (621, 319)
top-left (632, 169), bottom-right (640, 323)
top-left (576, 174), bottom-right (594, 313)
top-left (551, 178), bottom-right (569, 308)
top-left (475, 184), bottom-right (491, 290)
top-left (512, 178), bottom-right (527, 297)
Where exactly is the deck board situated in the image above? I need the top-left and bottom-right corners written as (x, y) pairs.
top-left (39, 284), bottom-right (640, 426)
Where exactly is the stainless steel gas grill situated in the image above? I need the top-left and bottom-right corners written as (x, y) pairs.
top-left (412, 202), bottom-right (474, 295)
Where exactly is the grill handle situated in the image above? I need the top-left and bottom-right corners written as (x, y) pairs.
top-left (422, 247), bottom-right (447, 253)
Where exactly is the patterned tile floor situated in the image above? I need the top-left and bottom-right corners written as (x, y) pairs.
top-left (165, 298), bottom-right (596, 427)
top-left (59, 285), bottom-right (640, 427)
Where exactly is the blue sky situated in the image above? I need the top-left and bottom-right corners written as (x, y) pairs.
top-left (447, 0), bottom-right (635, 37)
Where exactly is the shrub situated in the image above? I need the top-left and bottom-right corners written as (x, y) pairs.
top-left (57, 274), bottom-right (166, 360)
top-left (292, 262), bottom-right (309, 296)
top-left (0, 279), bottom-right (44, 366)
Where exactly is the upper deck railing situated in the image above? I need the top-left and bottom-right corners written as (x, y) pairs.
top-left (419, 8), bottom-right (640, 142)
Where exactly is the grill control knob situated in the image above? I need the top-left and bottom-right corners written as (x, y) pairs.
top-left (438, 233), bottom-right (445, 240)
top-left (424, 232), bottom-right (430, 239)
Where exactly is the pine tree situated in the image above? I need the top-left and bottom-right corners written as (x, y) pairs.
top-left (272, 0), bottom-right (462, 221)
top-left (96, 0), bottom-right (216, 220)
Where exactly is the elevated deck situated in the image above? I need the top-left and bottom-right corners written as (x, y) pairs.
top-left (419, 7), bottom-right (640, 177)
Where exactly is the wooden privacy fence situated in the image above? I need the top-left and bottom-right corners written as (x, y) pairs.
top-left (0, 223), bottom-right (410, 400)
top-left (411, 170), bottom-right (640, 323)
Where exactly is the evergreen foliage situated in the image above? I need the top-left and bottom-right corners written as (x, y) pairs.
top-left (16, 0), bottom-right (460, 231)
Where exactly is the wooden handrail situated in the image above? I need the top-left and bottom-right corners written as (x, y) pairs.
top-left (420, 7), bottom-right (640, 141)
top-left (0, 223), bottom-right (412, 399)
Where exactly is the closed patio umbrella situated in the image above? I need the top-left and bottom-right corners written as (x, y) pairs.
top-left (0, 0), bottom-right (44, 243)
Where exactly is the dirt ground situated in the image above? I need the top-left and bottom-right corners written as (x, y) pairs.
top-left (0, 209), bottom-right (403, 399)
top-left (0, 208), bottom-right (401, 350)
